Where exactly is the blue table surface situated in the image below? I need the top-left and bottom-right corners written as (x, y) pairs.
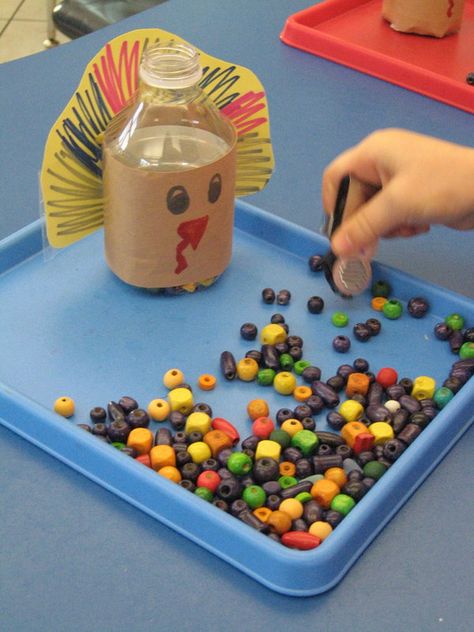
top-left (0, 1), bottom-right (473, 630)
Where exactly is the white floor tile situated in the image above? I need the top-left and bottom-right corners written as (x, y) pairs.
top-left (0, 19), bottom-right (69, 64)
top-left (0, 0), bottom-right (22, 21)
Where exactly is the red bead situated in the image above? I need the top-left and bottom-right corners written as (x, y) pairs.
top-left (281, 531), bottom-right (322, 550)
top-left (251, 416), bottom-right (275, 439)
top-left (211, 417), bottom-right (240, 444)
top-left (135, 454), bottom-right (152, 468)
top-left (196, 470), bottom-right (221, 493)
top-left (376, 367), bottom-right (398, 389)
top-left (353, 432), bottom-right (375, 454)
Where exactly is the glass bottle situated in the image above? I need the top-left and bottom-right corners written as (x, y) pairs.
top-left (102, 42), bottom-right (237, 291)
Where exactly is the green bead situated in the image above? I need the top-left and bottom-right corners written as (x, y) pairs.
top-left (194, 487), bottom-right (214, 502)
top-left (279, 353), bottom-right (294, 370)
top-left (382, 299), bottom-right (403, 320)
top-left (290, 429), bottom-right (319, 456)
top-left (362, 460), bottom-right (387, 480)
top-left (295, 491), bottom-right (313, 504)
top-left (269, 429), bottom-right (292, 448)
top-left (112, 441), bottom-right (126, 450)
top-left (444, 313), bottom-right (464, 331)
top-left (242, 484), bottom-right (266, 509)
top-left (293, 360), bottom-right (312, 375)
top-left (226, 451), bottom-right (253, 476)
top-left (331, 311), bottom-right (349, 327)
top-left (371, 280), bottom-right (392, 298)
top-left (433, 386), bottom-right (454, 409)
top-left (459, 341), bottom-right (474, 359)
top-left (330, 493), bottom-right (356, 516)
top-left (278, 475), bottom-right (298, 489)
top-left (257, 368), bottom-right (276, 386)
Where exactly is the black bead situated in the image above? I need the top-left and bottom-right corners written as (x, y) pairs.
top-left (89, 406), bottom-right (107, 423)
top-left (294, 458), bottom-right (313, 478)
top-left (353, 323), bottom-right (371, 342)
top-left (107, 401), bottom-right (126, 422)
top-left (276, 289), bottom-right (291, 305)
top-left (266, 494), bottom-right (282, 511)
top-left (220, 350), bottom-right (237, 380)
top-left (270, 313), bottom-right (285, 324)
top-left (230, 498), bottom-right (248, 516)
top-left (357, 451), bottom-right (375, 466)
top-left (288, 346), bottom-right (303, 361)
top-left (308, 254), bottom-right (324, 272)
top-left (313, 454), bottom-right (343, 474)
top-left (332, 335), bottom-right (351, 353)
top-left (279, 480), bottom-right (313, 499)
top-left (91, 422), bottom-right (108, 437)
top-left (155, 427), bottom-right (173, 446)
top-left (434, 322), bottom-right (452, 340)
top-left (240, 322), bottom-right (258, 341)
top-left (353, 357), bottom-right (369, 373)
top-left (118, 396), bottom-right (139, 414)
top-left (169, 411), bottom-right (186, 431)
top-left (449, 330), bottom-right (464, 354)
top-left (282, 446), bottom-right (303, 463)
top-left (326, 411), bottom-right (346, 430)
top-left (407, 296), bottom-right (429, 318)
top-left (176, 450), bottom-right (192, 467)
top-left (385, 384), bottom-right (406, 400)
top-left (276, 408), bottom-right (295, 425)
top-left (398, 377), bottom-right (413, 394)
top-left (262, 344), bottom-right (280, 370)
top-left (312, 381), bottom-right (340, 408)
top-left (409, 411), bottom-right (430, 429)
top-left (126, 408), bottom-right (150, 429)
top-left (252, 457), bottom-right (280, 483)
top-left (262, 480), bottom-right (281, 496)
top-left (464, 327), bottom-right (474, 343)
top-left (292, 518), bottom-right (308, 532)
top-left (335, 444), bottom-right (352, 459)
top-left (293, 404), bottom-right (313, 420)
top-left (245, 349), bottom-right (263, 364)
top-left (307, 296), bottom-right (325, 314)
top-left (383, 439), bottom-right (406, 462)
top-left (201, 458), bottom-right (219, 471)
top-left (241, 435), bottom-right (260, 451)
top-left (192, 402), bottom-right (213, 416)
top-left (300, 417), bottom-right (316, 431)
top-left (336, 364), bottom-right (354, 381)
top-left (262, 287), bottom-right (276, 304)
top-left (324, 510), bottom-right (344, 528)
top-left (187, 431), bottom-right (203, 444)
top-left (302, 366), bottom-right (322, 383)
top-left (326, 375), bottom-right (345, 392)
top-left (317, 443), bottom-right (333, 456)
top-left (303, 500), bottom-right (324, 524)
top-left (107, 419), bottom-right (130, 443)
top-left (342, 480), bottom-right (366, 501)
top-left (181, 462), bottom-right (201, 481)
top-left (274, 342), bottom-right (289, 355)
top-left (179, 479), bottom-right (196, 492)
top-left (365, 318), bottom-right (381, 336)
top-left (287, 335), bottom-right (303, 348)
top-left (212, 499), bottom-right (229, 512)
top-left (306, 395), bottom-right (325, 414)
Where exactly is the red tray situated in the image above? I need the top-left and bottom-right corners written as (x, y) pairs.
top-left (281, 0), bottom-right (474, 113)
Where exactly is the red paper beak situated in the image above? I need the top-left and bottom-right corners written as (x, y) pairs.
top-left (175, 215), bottom-right (209, 274)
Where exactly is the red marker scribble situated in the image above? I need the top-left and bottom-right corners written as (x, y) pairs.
top-left (447, 0), bottom-right (455, 17)
top-left (93, 40), bottom-right (141, 114)
top-left (221, 91), bottom-right (267, 135)
top-left (175, 215), bottom-right (209, 274)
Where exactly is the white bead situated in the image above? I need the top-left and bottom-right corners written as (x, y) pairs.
top-left (384, 399), bottom-right (401, 413)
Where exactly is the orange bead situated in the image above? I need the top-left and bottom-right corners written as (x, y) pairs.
top-left (158, 466), bottom-right (182, 483)
top-left (267, 510), bottom-right (292, 535)
top-left (203, 429), bottom-right (233, 458)
top-left (324, 467), bottom-right (347, 488)
top-left (341, 421), bottom-right (369, 448)
top-left (150, 444), bottom-right (176, 471)
top-left (197, 374), bottom-right (217, 391)
top-left (247, 398), bottom-right (270, 421)
top-left (279, 461), bottom-right (296, 477)
top-left (293, 385), bottom-right (312, 402)
top-left (310, 479), bottom-right (340, 508)
top-left (253, 507), bottom-right (272, 523)
top-left (371, 296), bottom-right (387, 311)
top-left (345, 372), bottom-right (371, 398)
top-left (127, 427), bottom-right (153, 455)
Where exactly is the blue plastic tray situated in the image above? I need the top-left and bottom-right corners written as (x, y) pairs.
top-left (0, 199), bottom-right (473, 596)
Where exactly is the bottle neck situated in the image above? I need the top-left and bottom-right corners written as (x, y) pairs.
top-left (138, 81), bottom-right (201, 105)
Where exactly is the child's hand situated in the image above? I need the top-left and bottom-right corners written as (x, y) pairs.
top-left (322, 129), bottom-right (474, 258)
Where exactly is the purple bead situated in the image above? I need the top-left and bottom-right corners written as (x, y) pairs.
top-left (407, 296), bottom-right (429, 318)
top-left (107, 401), bottom-right (125, 422)
top-left (276, 408), bottom-right (294, 425)
top-left (399, 394), bottom-right (421, 414)
top-left (326, 375), bottom-right (345, 392)
top-left (353, 357), bottom-right (370, 373)
top-left (367, 381), bottom-right (384, 405)
top-left (276, 289), bottom-right (291, 305)
top-left (279, 480), bottom-right (313, 499)
top-left (263, 480), bottom-right (281, 495)
top-left (324, 510), bottom-right (344, 528)
top-left (252, 457), bottom-right (280, 483)
top-left (262, 344), bottom-right (280, 370)
top-left (333, 335), bottom-right (351, 353)
top-left (295, 458), bottom-right (313, 478)
top-left (326, 411), bottom-right (346, 430)
top-left (107, 419), bottom-right (130, 442)
top-left (306, 395), bottom-right (325, 414)
top-left (312, 381), bottom-right (340, 408)
top-left (307, 296), bottom-right (325, 314)
top-left (155, 427), bottom-right (172, 446)
top-left (303, 500), bottom-right (324, 524)
top-left (91, 422), bottom-right (108, 437)
top-left (337, 364), bottom-right (355, 380)
top-left (342, 480), bottom-right (366, 501)
top-left (274, 342), bottom-right (289, 355)
top-left (385, 384), bottom-right (406, 400)
top-left (301, 417), bottom-right (316, 431)
top-left (365, 318), bottom-right (381, 336)
top-left (353, 323), bottom-right (371, 342)
top-left (193, 402), bottom-right (213, 416)
top-left (392, 409), bottom-right (409, 434)
top-left (449, 330), bottom-right (464, 354)
top-left (282, 447), bottom-right (303, 463)
top-left (434, 322), bottom-right (452, 340)
top-left (89, 406), bottom-right (107, 423)
top-left (241, 435), bottom-right (260, 451)
top-left (308, 254), bottom-right (324, 272)
top-left (169, 411), bottom-right (187, 430)
top-left (230, 499), bottom-right (249, 516)
top-left (118, 396), bottom-right (138, 414)
top-left (293, 404), bottom-right (313, 420)
top-left (262, 288), bottom-right (276, 304)
top-left (220, 350), bottom-right (237, 380)
top-left (301, 366), bottom-right (322, 383)
top-left (313, 454), bottom-right (343, 473)
top-left (289, 346), bottom-right (303, 361)
top-left (266, 494), bottom-right (282, 511)
top-left (287, 335), bottom-right (303, 348)
top-left (126, 408), bottom-right (150, 429)
top-left (383, 439), bottom-right (406, 462)
top-left (365, 404), bottom-right (392, 423)
top-left (270, 313), bottom-right (285, 324)
top-left (240, 323), bottom-right (257, 340)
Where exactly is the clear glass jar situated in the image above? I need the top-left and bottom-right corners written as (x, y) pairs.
top-left (102, 43), bottom-right (237, 291)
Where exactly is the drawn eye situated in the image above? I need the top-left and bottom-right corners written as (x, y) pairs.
top-left (167, 186), bottom-right (190, 214)
top-left (208, 173), bottom-right (222, 203)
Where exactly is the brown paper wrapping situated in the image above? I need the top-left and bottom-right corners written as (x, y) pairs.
top-left (103, 137), bottom-right (237, 289)
top-left (382, 0), bottom-right (465, 37)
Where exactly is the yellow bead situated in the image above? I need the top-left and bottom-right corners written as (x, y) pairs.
top-left (163, 368), bottom-right (185, 389)
top-left (280, 418), bottom-right (304, 437)
top-left (150, 444), bottom-right (176, 471)
top-left (368, 421), bottom-right (394, 445)
top-left (158, 465), bottom-right (182, 483)
top-left (279, 498), bottom-right (304, 520)
top-left (187, 441), bottom-right (212, 464)
top-left (309, 521), bottom-right (333, 541)
top-left (53, 396), bottom-right (75, 418)
top-left (127, 427), bottom-right (153, 455)
top-left (184, 411), bottom-right (212, 435)
top-left (411, 376), bottom-right (436, 400)
top-left (147, 398), bottom-right (170, 421)
top-left (168, 387), bottom-right (194, 414)
top-left (255, 439), bottom-right (281, 461)
top-left (236, 357), bottom-right (259, 381)
top-left (338, 399), bottom-right (364, 422)
top-left (260, 323), bottom-right (287, 345)
top-left (273, 371), bottom-right (297, 395)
